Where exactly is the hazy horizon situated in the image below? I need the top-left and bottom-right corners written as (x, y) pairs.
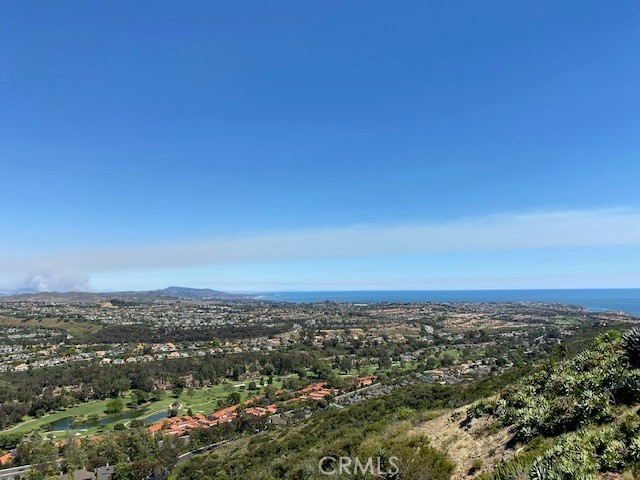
top-left (5, 286), bottom-right (640, 295)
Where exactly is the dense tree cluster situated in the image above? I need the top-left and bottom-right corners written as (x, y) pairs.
top-left (9, 428), bottom-right (180, 480)
top-left (0, 350), bottom-right (315, 430)
top-left (79, 323), bottom-right (291, 345)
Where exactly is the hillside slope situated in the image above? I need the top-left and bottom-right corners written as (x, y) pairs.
top-left (170, 329), bottom-right (640, 480)
top-left (447, 329), bottom-right (640, 479)
top-left (411, 407), bottom-right (514, 479)
top-left (169, 368), bottom-right (531, 480)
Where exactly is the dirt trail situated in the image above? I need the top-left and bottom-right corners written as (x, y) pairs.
top-left (411, 406), bottom-right (517, 479)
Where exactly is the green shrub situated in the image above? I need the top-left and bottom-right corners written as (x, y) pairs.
top-left (625, 327), bottom-right (640, 367)
top-left (466, 399), bottom-right (496, 421)
top-left (396, 406), bottom-right (416, 420)
top-left (468, 459), bottom-right (484, 475)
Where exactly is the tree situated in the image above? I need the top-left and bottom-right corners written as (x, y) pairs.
top-left (311, 360), bottom-right (332, 379)
top-left (130, 390), bottom-right (148, 406)
top-left (339, 357), bottom-right (352, 374)
top-left (425, 355), bottom-right (437, 369)
top-left (105, 399), bottom-right (124, 414)
top-left (378, 355), bottom-right (392, 370)
top-left (265, 385), bottom-right (277, 403)
top-left (112, 462), bottom-right (133, 480)
top-left (15, 432), bottom-right (57, 473)
top-left (150, 389), bottom-right (166, 402)
top-left (226, 392), bottom-right (241, 406)
top-left (87, 456), bottom-right (109, 472)
top-left (294, 365), bottom-right (308, 380)
top-left (440, 354), bottom-right (454, 367)
top-left (553, 342), bottom-right (569, 361)
top-left (131, 459), bottom-right (154, 479)
top-left (326, 375), bottom-right (348, 391)
top-left (61, 434), bottom-right (88, 473)
top-left (129, 419), bottom-right (144, 429)
top-left (0, 432), bottom-right (22, 450)
top-left (111, 378), bottom-right (131, 397)
top-left (231, 366), bottom-right (244, 381)
top-left (24, 466), bottom-right (58, 480)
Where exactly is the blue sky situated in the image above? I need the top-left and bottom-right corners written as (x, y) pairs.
top-left (1, 1), bottom-right (639, 292)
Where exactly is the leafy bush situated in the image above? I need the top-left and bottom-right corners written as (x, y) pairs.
top-left (470, 331), bottom-right (640, 443)
top-left (467, 399), bottom-right (496, 421)
top-left (625, 327), bottom-right (640, 367)
top-left (469, 459), bottom-right (484, 475)
top-left (475, 329), bottom-right (640, 479)
top-left (395, 406), bottom-right (416, 420)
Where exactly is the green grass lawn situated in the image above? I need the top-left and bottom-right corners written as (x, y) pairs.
top-left (439, 348), bottom-right (462, 360)
top-left (344, 364), bottom-right (378, 376)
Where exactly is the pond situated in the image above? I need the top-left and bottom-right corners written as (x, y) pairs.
top-left (48, 409), bottom-right (169, 431)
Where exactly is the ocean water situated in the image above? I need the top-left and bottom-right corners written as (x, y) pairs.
top-left (257, 289), bottom-right (640, 317)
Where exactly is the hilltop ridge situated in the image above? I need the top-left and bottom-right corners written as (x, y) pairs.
top-left (0, 286), bottom-right (256, 303)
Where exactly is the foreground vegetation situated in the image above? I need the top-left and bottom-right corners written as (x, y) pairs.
top-left (172, 327), bottom-right (640, 480)
top-left (467, 328), bottom-right (640, 479)
top-left (171, 368), bottom-right (531, 479)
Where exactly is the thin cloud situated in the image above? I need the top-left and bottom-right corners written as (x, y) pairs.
top-left (1, 208), bottom-right (640, 291)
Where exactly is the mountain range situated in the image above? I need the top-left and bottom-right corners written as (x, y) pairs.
top-left (0, 286), bottom-right (256, 303)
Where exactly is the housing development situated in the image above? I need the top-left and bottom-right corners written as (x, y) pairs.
top-left (0, 288), bottom-right (637, 479)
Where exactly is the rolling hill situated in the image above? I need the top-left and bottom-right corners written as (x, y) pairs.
top-left (0, 286), bottom-right (256, 303)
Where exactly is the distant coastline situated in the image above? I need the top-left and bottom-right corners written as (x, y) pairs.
top-left (257, 288), bottom-right (640, 316)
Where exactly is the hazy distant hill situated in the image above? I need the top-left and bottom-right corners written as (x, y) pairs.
top-left (0, 286), bottom-right (256, 303)
top-left (159, 286), bottom-right (244, 299)
top-left (118, 286), bottom-right (254, 301)
top-left (0, 287), bottom-right (39, 296)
